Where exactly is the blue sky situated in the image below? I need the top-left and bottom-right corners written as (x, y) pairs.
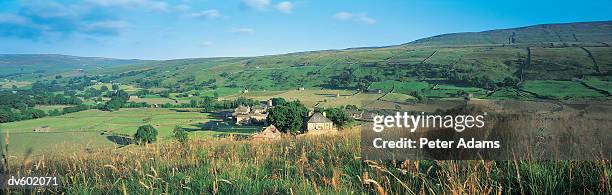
top-left (0, 0), bottom-right (610, 60)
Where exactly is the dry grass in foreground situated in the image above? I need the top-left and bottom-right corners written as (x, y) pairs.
top-left (3, 128), bottom-right (611, 194)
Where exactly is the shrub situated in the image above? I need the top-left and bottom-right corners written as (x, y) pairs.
top-left (133, 125), bottom-right (158, 145)
top-left (173, 125), bottom-right (189, 145)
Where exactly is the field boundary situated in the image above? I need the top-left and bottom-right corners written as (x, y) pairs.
top-left (579, 47), bottom-right (600, 73)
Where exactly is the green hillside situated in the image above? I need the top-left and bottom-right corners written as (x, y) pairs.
top-left (407, 21), bottom-right (612, 46)
top-left (75, 21), bottom-right (610, 101)
top-left (0, 54), bottom-right (146, 77)
top-left (4, 21), bottom-right (611, 101)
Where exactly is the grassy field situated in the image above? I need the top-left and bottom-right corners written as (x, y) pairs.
top-left (370, 80), bottom-right (489, 99)
top-left (90, 83), bottom-right (140, 94)
top-left (0, 108), bottom-right (261, 156)
top-left (521, 80), bottom-right (605, 99)
top-left (583, 79), bottom-right (612, 94)
top-left (225, 89), bottom-right (382, 107)
top-left (129, 97), bottom-right (185, 105)
top-left (3, 128), bottom-right (611, 194)
top-left (0, 79), bottom-right (31, 89)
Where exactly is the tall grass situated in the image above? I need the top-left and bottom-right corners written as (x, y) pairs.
top-left (4, 128), bottom-right (611, 194)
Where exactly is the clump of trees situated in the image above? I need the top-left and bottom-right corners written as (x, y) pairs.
top-left (133, 125), bottom-right (158, 145)
top-left (101, 90), bottom-right (130, 111)
top-left (180, 96), bottom-right (259, 112)
top-left (267, 100), bottom-right (309, 134)
top-left (0, 90), bottom-right (86, 123)
top-left (329, 67), bottom-right (381, 90)
top-left (314, 106), bottom-right (354, 128)
top-left (321, 107), bottom-right (353, 128)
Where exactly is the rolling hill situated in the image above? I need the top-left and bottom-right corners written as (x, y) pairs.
top-left (84, 21), bottom-right (611, 97)
top-left (2, 21), bottom-right (610, 100)
top-left (0, 54), bottom-right (146, 77)
top-left (407, 21), bottom-right (612, 46)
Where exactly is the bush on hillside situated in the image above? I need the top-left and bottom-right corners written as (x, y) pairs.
top-left (134, 125), bottom-right (158, 145)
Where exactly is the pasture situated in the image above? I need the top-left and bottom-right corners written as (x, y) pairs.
top-left (89, 83), bottom-right (139, 93)
top-left (225, 89), bottom-right (383, 107)
top-left (0, 108), bottom-right (260, 156)
top-left (0, 79), bottom-right (31, 89)
top-left (521, 80), bottom-right (605, 99)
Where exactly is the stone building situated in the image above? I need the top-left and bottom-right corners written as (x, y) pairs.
top-left (306, 112), bottom-right (335, 133)
top-left (233, 105), bottom-right (268, 125)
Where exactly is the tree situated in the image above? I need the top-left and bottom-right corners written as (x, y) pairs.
top-left (271, 97), bottom-right (286, 106)
top-left (160, 90), bottom-right (170, 98)
top-left (0, 108), bottom-right (15, 123)
top-left (104, 99), bottom-right (123, 111)
top-left (48, 109), bottom-right (61, 116)
top-left (189, 99), bottom-right (198, 108)
top-left (100, 85), bottom-right (109, 92)
top-left (23, 109), bottom-right (46, 119)
top-left (102, 90), bottom-right (130, 111)
top-left (112, 84), bottom-right (120, 91)
top-left (267, 101), bottom-right (309, 134)
top-left (324, 107), bottom-right (353, 128)
top-left (134, 125), bottom-right (158, 145)
top-left (173, 125), bottom-right (189, 145)
top-left (200, 96), bottom-right (216, 112)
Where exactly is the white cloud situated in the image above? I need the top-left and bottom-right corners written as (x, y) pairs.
top-left (333, 12), bottom-right (353, 20)
top-left (242, 0), bottom-right (269, 10)
top-left (81, 20), bottom-right (128, 35)
top-left (358, 15), bottom-right (376, 24)
top-left (0, 13), bottom-right (31, 25)
top-left (174, 4), bottom-right (191, 12)
top-left (186, 9), bottom-right (220, 19)
top-left (275, 1), bottom-right (293, 14)
top-left (333, 11), bottom-right (376, 24)
top-left (199, 41), bottom-right (213, 47)
top-left (230, 28), bottom-right (255, 34)
top-left (88, 0), bottom-right (169, 12)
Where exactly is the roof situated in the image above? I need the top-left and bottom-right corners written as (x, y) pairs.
top-left (234, 106), bottom-right (250, 113)
top-left (261, 125), bottom-right (279, 133)
top-left (252, 125), bottom-right (281, 140)
top-left (307, 112), bottom-right (332, 124)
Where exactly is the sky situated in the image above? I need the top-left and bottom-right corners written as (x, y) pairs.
top-left (0, 0), bottom-right (610, 60)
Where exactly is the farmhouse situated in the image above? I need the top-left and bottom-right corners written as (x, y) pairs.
top-left (306, 112), bottom-right (336, 134)
top-left (252, 125), bottom-right (282, 141)
top-left (233, 105), bottom-right (268, 125)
